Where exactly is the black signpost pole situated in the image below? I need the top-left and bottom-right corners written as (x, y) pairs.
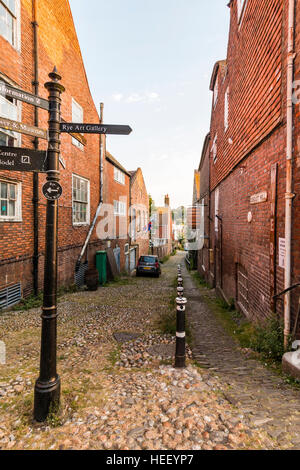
top-left (34, 68), bottom-right (65, 422)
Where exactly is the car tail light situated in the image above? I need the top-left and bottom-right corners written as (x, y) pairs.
top-left (155, 262), bottom-right (159, 268)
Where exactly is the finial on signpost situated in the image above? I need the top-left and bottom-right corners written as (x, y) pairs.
top-left (45, 67), bottom-right (65, 94)
top-left (47, 66), bottom-right (63, 85)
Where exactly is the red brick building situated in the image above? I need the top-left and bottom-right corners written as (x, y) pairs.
top-left (195, 134), bottom-right (211, 283)
top-left (0, 0), bottom-right (103, 307)
top-left (0, 0), bottom-right (146, 307)
top-left (201, 0), bottom-right (300, 339)
top-left (102, 151), bottom-right (131, 273)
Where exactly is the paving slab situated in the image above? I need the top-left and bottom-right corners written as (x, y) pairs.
top-left (182, 263), bottom-right (300, 449)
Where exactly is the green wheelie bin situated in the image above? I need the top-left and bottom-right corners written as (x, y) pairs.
top-left (96, 251), bottom-right (107, 285)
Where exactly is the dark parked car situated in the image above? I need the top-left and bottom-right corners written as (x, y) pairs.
top-left (136, 255), bottom-right (161, 278)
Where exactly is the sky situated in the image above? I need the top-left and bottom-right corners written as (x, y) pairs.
top-left (69, 0), bottom-right (230, 209)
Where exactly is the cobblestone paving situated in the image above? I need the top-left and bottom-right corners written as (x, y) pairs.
top-left (0, 253), bottom-right (290, 450)
top-left (182, 260), bottom-right (300, 450)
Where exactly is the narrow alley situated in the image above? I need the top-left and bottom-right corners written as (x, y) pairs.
top-left (0, 253), bottom-right (299, 450)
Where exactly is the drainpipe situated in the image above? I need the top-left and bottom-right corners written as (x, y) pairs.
top-left (129, 173), bottom-right (132, 247)
top-left (284, 0), bottom-right (296, 349)
top-left (75, 103), bottom-right (104, 271)
top-left (32, 0), bottom-right (39, 296)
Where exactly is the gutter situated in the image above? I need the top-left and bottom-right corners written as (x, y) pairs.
top-left (284, 0), bottom-right (296, 349)
top-left (75, 103), bottom-right (104, 271)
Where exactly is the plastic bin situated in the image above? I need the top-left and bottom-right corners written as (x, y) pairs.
top-left (96, 251), bottom-right (107, 285)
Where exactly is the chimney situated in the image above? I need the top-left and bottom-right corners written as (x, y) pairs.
top-left (165, 194), bottom-right (170, 207)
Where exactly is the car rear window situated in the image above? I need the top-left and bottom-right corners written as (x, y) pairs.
top-left (140, 256), bottom-right (156, 263)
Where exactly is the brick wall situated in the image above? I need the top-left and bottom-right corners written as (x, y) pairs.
top-left (197, 137), bottom-right (211, 284)
top-left (103, 155), bottom-right (130, 272)
top-left (210, 0), bottom-right (284, 190)
top-left (0, 0), bottom-right (101, 296)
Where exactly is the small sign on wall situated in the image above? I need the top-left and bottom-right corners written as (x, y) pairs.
top-left (279, 238), bottom-right (286, 269)
top-left (250, 191), bottom-right (268, 205)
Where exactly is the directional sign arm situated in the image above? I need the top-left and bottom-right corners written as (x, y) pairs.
top-left (0, 82), bottom-right (49, 111)
top-left (60, 123), bottom-right (132, 135)
top-left (0, 146), bottom-right (47, 172)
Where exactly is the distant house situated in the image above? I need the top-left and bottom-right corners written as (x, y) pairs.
top-left (151, 195), bottom-right (173, 259)
top-left (103, 151), bottom-right (131, 274)
top-left (129, 168), bottom-right (149, 260)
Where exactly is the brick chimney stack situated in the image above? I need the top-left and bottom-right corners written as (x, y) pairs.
top-left (165, 194), bottom-right (170, 207)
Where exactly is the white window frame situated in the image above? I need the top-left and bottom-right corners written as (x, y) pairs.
top-left (213, 77), bottom-right (218, 107)
top-left (71, 98), bottom-right (84, 151)
top-left (114, 166), bottom-right (125, 185)
top-left (212, 134), bottom-right (217, 164)
top-left (237, 0), bottom-right (247, 24)
top-left (224, 87), bottom-right (229, 131)
top-left (0, 78), bottom-right (22, 147)
top-left (0, 0), bottom-right (20, 50)
top-left (0, 179), bottom-right (22, 222)
top-left (72, 174), bottom-right (90, 226)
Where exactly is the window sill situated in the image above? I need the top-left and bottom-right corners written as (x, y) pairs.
top-left (0, 218), bottom-right (22, 223)
top-left (73, 222), bottom-right (89, 227)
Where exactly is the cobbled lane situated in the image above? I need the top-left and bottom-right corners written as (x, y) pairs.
top-left (0, 253), bottom-right (292, 450)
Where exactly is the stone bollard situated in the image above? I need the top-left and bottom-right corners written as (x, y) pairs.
top-left (175, 297), bottom-right (187, 368)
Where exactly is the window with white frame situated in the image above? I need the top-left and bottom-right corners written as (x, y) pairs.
top-left (237, 0), bottom-right (247, 23)
top-left (0, 0), bottom-right (18, 47)
top-left (114, 200), bottom-right (126, 217)
top-left (224, 87), bottom-right (229, 131)
top-left (0, 179), bottom-right (21, 221)
top-left (213, 77), bottom-right (218, 107)
top-left (114, 166), bottom-right (125, 185)
top-left (72, 175), bottom-right (90, 225)
top-left (212, 134), bottom-right (217, 164)
top-left (72, 98), bottom-right (83, 150)
top-left (0, 79), bottom-right (21, 147)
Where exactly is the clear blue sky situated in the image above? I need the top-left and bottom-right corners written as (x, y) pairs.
top-left (69, 0), bottom-right (230, 208)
